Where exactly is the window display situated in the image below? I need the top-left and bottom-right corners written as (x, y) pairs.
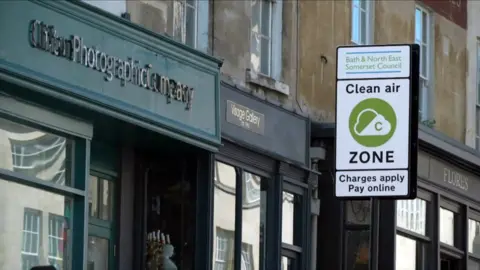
top-left (142, 154), bottom-right (197, 270)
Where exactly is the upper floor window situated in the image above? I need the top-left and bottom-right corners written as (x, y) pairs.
top-left (21, 209), bottom-right (41, 270)
top-left (251, 0), bottom-right (283, 80)
top-left (82, 0), bottom-right (126, 17)
top-left (476, 41), bottom-right (480, 150)
top-left (172, 0), bottom-right (197, 48)
top-left (81, 0), bottom-right (208, 51)
top-left (415, 5), bottom-right (432, 121)
top-left (351, 0), bottom-right (371, 45)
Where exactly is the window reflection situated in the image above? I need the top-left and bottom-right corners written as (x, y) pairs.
top-left (0, 178), bottom-right (71, 270)
top-left (396, 198), bottom-right (427, 235)
top-left (87, 236), bottom-right (109, 270)
top-left (469, 219), bottom-right (480, 256)
top-left (282, 192), bottom-right (295, 245)
top-left (440, 208), bottom-right (455, 245)
top-left (395, 234), bottom-right (417, 270)
top-left (281, 256), bottom-right (293, 270)
top-left (346, 200), bottom-right (371, 225)
top-left (345, 230), bottom-right (369, 270)
top-left (213, 161), bottom-right (236, 269)
top-left (0, 117), bottom-right (72, 186)
top-left (88, 175), bottom-right (114, 221)
top-left (242, 171), bottom-right (266, 270)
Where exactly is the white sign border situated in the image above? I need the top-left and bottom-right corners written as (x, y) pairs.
top-left (334, 44), bottom-right (420, 200)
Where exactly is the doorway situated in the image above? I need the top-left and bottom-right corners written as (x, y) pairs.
top-left (135, 148), bottom-right (198, 270)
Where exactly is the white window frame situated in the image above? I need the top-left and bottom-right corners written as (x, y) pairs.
top-left (170, 0), bottom-right (210, 51)
top-left (351, 0), bottom-right (373, 45)
top-left (82, 0), bottom-right (127, 17)
top-left (21, 209), bottom-right (41, 270)
top-left (48, 214), bottom-right (65, 268)
top-left (214, 235), bottom-right (228, 270)
top-left (475, 40), bottom-right (480, 150)
top-left (415, 5), bottom-right (433, 121)
top-left (250, 0), bottom-right (283, 80)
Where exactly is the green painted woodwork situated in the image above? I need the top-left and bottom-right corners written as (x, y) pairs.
top-left (0, 0), bottom-right (222, 150)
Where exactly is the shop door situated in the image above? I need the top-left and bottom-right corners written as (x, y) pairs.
top-left (87, 171), bottom-right (117, 270)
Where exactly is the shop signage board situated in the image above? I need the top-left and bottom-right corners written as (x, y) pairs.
top-left (335, 44), bottom-right (419, 199)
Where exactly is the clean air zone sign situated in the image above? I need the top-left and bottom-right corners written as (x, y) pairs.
top-left (335, 44), bottom-right (419, 199)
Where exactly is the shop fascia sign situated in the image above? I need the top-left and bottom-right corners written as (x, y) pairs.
top-left (335, 44), bottom-right (419, 199)
top-left (28, 19), bottom-right (194, 110)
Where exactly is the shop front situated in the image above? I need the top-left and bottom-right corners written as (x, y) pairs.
top-left (0, 1), bottom-right (222, 270)
top-left (391, 127), bottom-right (480, 270)
top-left (213, 81), bottom-right (317, 270)
top-left (312, 124), bottom-right (480, 270)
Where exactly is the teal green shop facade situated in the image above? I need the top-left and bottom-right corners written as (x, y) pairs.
top-left (0, 1), bottom-right (222, 270)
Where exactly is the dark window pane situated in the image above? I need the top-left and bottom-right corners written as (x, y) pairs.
top-left (213, 161), bottom-right (236, 268)
top-left (345, 230), bottom-right (370, 270)
top-left (242, 171), bottom-right (267, 270)
top-left (345, 200), bottom-right (371, 225)
top-left (0, 117), bottom-right (73, 186)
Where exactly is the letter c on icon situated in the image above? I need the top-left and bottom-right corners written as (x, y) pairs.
top-left (375, 122), bottom-right (382, 131)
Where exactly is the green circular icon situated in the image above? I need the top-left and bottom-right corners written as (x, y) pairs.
top-left (348, 98), bottom-right (397, 147)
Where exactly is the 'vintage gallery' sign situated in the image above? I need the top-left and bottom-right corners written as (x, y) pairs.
top-left (226, 100), bottom-right (265, 135)
top-left (28, 20), bottom-right (194, 109)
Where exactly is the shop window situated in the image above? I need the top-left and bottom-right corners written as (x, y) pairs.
top-left (1, 179), bottom-right (73, 270)
top-left (241, 243), bottom-right (254, 270)
top-left (21, 208), bottom-right (41, 270)
top-left (87, 236), bottom-right (109, 270)
top-left (214, 232), bottom-right (231, 270)
top-left (440, 208), bottom-right (456, 246)
top-left (469, 218), bottom-right (480, 256)
top-left (141, 151), bottom-right (199, 269)
top-left (344, 200), bottom-right (371, 270)
top-left (213, 162), bottom-right (236, 269)
top-left (241, 171), bottom-right (267, 270)
top-left (396, 198), bottom-right (427, 235)
top-left (0, 113), bottom-right (88, 270)
top-left (48, 214), bottom-right (66, 268)
top-left (395, 196), bottom-right (431, 270)
top-left (345, 200), bottom-right (371, 225)
top-left (88, 172), bottom-right (116, 270)
top-left (212, 160), bottom-right (272, 269)
top-left (0, 117), bottom-right (73, 186)
top-left (282, 179), bottom-right (306, 270)
top-left (395, 234), bottom-right (428, 270)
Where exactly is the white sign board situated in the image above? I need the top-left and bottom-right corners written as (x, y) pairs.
top-left (335, 45), bottom-right (419, 199)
